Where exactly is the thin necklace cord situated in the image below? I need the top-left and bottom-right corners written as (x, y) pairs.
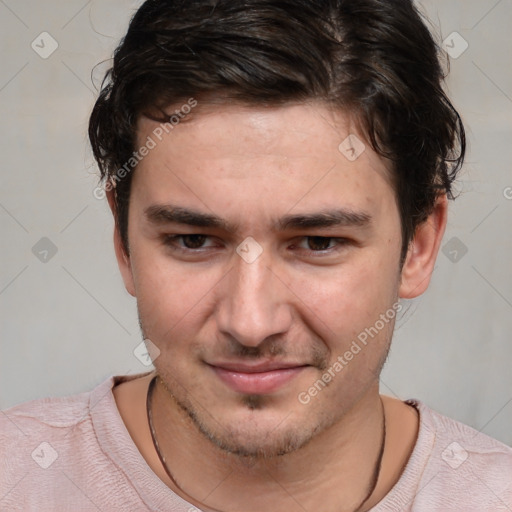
top-left (146, 374), bottom-right (386, 512)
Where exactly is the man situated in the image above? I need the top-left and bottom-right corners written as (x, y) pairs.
top-left (1, 0), bottom-right (511, 510)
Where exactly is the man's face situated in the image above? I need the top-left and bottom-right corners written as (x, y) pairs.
top-left (120, 102), bottom-right (405, 457)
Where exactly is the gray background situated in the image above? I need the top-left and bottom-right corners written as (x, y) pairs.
top-left (1, 0), bottom-right (511, 446)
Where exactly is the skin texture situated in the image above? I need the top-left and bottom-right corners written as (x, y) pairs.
top-left (111, 102), bottom-right (447, 512)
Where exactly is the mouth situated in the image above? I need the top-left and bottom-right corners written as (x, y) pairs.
top-left (207, 361), bottom-right (309, 395)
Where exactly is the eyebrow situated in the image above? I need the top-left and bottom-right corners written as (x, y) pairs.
top-left (145, 205), bottom-right (233, 231)
top-left (277, 210), bottom-right (372, 231)
top-left (144, 204), bottom-right (372, 232)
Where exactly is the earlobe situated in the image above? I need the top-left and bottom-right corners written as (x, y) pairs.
top-left (399, 194), bottom-right (448, 299)
top-left (107, 189), bottom-right (136, 297)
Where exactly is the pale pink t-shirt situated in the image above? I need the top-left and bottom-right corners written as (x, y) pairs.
top-left (1, 372), bottom-right (511, 511)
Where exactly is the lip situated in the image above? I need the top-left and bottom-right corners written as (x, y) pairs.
top-left (208, 361), bottom-right (308, 395)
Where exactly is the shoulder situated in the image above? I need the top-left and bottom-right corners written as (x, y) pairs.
top-left (0, 372), bottom-right (152, 434)
top-left (2, 389), bottom-right (93, 432)
top-left (0, 374), bottom-right (155, 509)
top-left (0, 377), bottom-right (115, 480)
top-left (0, 372), bottom-right (153, 451)
top-left (409, 399), bottom-right (512, 510)
top-left (417, 400), bottom-right (512, 464)
top-left (0, 374), bottom-right (126, 478)
top-left (1, 377), bottom-right (112, 435)
top-left (0, 379), bottom-right (105, 507)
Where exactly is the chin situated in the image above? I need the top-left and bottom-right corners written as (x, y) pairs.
top-left (177, 392), bottom-right (328, 459)
top-left (198, 421), bottom-right (316, 459)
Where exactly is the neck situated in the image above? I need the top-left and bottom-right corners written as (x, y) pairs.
top-left (148, 377), bottom-right (387, 512)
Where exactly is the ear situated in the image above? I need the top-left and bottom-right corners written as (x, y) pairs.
top-left (399, 194), bottom-right (448, 299)
top-left (107, 189), bottom-right (136, 297)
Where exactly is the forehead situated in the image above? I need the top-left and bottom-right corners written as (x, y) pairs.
top-left (132, 102), bottom-right (396, 226)
top-left (138, 101), bottom-right (384, 163)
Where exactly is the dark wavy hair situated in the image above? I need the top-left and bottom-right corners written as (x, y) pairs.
top-left (89, 0), bottom-right (465, 268)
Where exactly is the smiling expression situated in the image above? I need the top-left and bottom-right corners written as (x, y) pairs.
top-left (115, 101), bottom-right (410, 457)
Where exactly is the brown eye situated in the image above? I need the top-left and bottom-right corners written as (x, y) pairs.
top-left (180, 235), bottom-right (208, 249)
top-left (306, 237), bottom-right (334, 251)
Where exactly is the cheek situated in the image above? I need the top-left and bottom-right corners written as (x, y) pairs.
top-left (294, 247), bottom-right (400, 346)
top-left (129, 247), bottom-right (218, 339)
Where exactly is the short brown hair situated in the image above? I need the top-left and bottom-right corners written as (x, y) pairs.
top-left (89, 0), bottom-right (465, 267)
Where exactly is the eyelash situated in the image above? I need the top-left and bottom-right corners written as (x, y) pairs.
top-left (162, 234), bottom-right (351, 256)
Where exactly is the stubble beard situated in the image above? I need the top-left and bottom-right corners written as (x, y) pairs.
top-left (155, 371), bottom-right (328, 459)
top-left (141, 314), bottom-right (393, 461)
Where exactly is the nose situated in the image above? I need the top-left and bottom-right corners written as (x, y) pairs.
top-left (215, 249), bottom-right (293, 348)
